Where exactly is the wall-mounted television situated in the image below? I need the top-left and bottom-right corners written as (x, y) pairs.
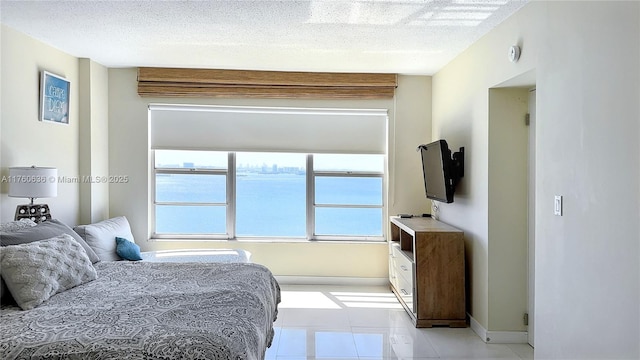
top-left (417, 140), bottom-right (464, 204)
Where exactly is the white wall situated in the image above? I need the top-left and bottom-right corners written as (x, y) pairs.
top-left (78, 58), bottom-right (110, 225)
top-left (0, 25), bottom-right (80, 225)
top-left (393, 76), bottom-right (433, 216)
top-left (108, 68), bottom-right (432, 278)
top-left (433, 1), bottom-right (639, 358)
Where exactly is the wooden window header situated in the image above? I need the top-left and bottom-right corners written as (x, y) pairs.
top-left (137, 67), bottom-right (397, 99)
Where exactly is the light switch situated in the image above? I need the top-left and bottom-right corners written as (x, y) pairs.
top-left (554, 195), bottom-right (563, 216)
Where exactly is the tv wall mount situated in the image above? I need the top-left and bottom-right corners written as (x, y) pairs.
top-left (451, 147), bottom-right (464, 186)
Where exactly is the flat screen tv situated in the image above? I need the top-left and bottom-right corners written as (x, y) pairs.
top-left (417, 140), bottom-right (464, 204)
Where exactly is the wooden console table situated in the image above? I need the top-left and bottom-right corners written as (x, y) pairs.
top-left (389, 216), bottom-right (466, 327)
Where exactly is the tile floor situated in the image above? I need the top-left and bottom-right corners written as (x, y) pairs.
top-left (265, 284), bottom-right (534, 360)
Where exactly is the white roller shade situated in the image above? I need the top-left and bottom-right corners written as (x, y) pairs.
top-left (149, 104), bottom-right (387, 154)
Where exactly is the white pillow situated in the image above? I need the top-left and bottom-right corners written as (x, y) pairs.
top-left (0, 234), bottom-right (97, 310)
top-left (73, 216), bottom-right (135, 261)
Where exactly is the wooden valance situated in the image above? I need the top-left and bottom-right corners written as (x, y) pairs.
top-left (137, 67), bottom-right (397, 99)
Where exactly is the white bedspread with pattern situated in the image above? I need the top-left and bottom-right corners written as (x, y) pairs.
top-left (0, 261), bottom-right (280, 360)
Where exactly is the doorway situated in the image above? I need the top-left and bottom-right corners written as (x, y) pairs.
top-left (487, 78), bottom-right (536, 344)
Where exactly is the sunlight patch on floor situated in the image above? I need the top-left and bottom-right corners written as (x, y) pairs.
top-left (279, 291), bottom-right (342, 309)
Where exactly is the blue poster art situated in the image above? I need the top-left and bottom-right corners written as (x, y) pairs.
top-left (40, 71), bottom-right (70, 124)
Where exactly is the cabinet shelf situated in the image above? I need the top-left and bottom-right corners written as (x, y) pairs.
top-left (389, 216), bottom-right (467, 328)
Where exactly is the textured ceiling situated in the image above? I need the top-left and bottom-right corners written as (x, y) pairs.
top-left (0, 0), bottom-right (528, 75)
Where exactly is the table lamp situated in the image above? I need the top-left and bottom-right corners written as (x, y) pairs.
top-left (8, 166), bottom-right (57, 223)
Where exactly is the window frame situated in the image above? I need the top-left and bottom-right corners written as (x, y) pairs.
top-left (152, 152), bottom-right (233, 240)
top-left (307, 154), bottom-right (385, 241)
top-left (152, 151), bottom-right (386, 241)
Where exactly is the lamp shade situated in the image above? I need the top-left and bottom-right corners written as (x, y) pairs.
top-left (8, 167), bottom-right (58, 199)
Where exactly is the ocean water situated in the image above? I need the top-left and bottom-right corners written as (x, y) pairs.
top-left (155, 173), bottom-right (383, 237)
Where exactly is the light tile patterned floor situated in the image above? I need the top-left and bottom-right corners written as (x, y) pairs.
top-left (265, 285), bottom-right (534, 360)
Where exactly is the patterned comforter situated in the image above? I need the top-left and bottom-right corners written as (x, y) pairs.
top-left (0, 261), bottom-right (280, 360)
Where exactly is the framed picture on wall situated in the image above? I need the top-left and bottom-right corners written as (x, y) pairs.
top-left (40, 71), bottom-right (70, 124)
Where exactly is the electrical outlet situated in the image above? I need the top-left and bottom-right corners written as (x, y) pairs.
top-left (554, 195), bottom-right (563, 216)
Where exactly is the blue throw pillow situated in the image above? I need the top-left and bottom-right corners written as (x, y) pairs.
top-left (115, 237), bottom-right (142, 261)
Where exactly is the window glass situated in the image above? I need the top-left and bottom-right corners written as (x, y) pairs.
top-left (315, 177), bottom-right (382, 206)
top-left (155, 174), bottom-right (226, 203)
top-left (314, 154), bottom-right (384, 172)
top-left (155, 205), bottom-right (226, 234)
top-left (155, 150), bottom-right (227, 169)
top-left (236, 152), bottom-right (306, 237)
top-left (315, 207), bottom-right (383, 236)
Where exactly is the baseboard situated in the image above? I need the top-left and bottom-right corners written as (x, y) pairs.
top-left (275, 276), bottom-right (388, 286)
top-left (469, 315), bottom-right (488, 341)
top-left (468, 314), bottom-right (529, 344)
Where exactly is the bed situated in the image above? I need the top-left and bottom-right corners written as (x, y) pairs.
top-left (0, 218), bottom-right (280, 360)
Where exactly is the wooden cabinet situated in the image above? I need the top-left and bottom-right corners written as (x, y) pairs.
top-left (389, 216), bottom-right (466, 328)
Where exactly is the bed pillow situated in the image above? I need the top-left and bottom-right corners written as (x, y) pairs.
top-left (74, 216), bottom-right (134, 261)
top-left (0, 219), bottom-right (99, 264)
top-left (0, 234), bottom-right (98, 310)
top-left (0, 219), bottom-right (36, 303)
top-left (115, 237), bottom-right (142, 261)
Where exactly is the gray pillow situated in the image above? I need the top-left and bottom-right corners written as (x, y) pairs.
top-left (0, 219), bottom-right (100, 264)
top-left (0, 234), bottom-right (98, 310)
top-left (0, 219), bottom-right (36, 303)
top-left (73, 216), bottom-right (135, 261)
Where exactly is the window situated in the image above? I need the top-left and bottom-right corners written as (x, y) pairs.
top-left (153, 151), bottom-right (385, 240)
top-left (312, 154), bottom-right (384, 239)
top-left (149, 104), bottom-right (388, 240)
top-left (154, 151), bottom-right (229, 235)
